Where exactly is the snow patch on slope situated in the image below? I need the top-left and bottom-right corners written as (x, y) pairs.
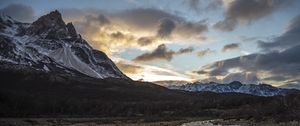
top-left (49, 43), bottom-right (103, 78)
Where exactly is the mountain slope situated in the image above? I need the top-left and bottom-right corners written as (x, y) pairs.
top-left (0, 10), bottom-right (128, 79)
top-left (167, 81), bottom-right (297, 96)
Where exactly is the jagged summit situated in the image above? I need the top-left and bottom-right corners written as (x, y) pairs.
top-left (66, 22), bottom-right (77, 38)
top-left (26, 10), bottom-right (78, 40)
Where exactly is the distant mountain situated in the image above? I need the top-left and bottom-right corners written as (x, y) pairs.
top-left (279, 83), bottom-right (300, 90)
top-left (167, 81), bottom-right (298, 96)
top-left (0, 10), bottom-right (128, 79)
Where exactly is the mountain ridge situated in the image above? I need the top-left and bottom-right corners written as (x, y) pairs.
top-left (167, 81), bottom-right (298, 96)
top-left (0, 10), bottom-right (128, 80)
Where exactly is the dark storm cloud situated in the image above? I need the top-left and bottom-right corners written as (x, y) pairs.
top-left (137, 37), bottom-right (155, 46)
top-left (175, 20), bottom-right (208, 39)
top-left (222, 43), bottom-right (240, 52)
top-left (111, 32), bottom-right (124, 39)
top-left (177, 47), bottom-right (194, 54)
top-left (133, 44), bottom-right (175, 61)
top-left (0, 3), bottom-right (35, 22)
top-left (195, 44), bottom-right (300, 84)
top-left (133, 45), bottom-right (195, 62)
top-left (214, 0), bottom-right (294, 31)
top-left (258, 14), bottom-right (300, 51)
top-left (195, 70), bottom-right (209, 75)
top-left (197, 48), bottom-right (212, 58)
top-left (96, 14), bottom-right (110, 25)
top-left (157, 18), bottom-right (176, 38)
top-left (201, 54), bottom-right (258, 76)
top-left (118, 8), bottom-right (208, 39)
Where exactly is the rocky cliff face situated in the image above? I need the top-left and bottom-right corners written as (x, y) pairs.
top-left (0, 10), bottom-right (129, 79)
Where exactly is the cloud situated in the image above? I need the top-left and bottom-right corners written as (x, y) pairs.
top-left (157, 18), bottom-right (176, 38)
top-left (67, 13), bottom-right (147, 54)
top-left (175, 20), bottom-right (208, 40)
top-left (222, 72), bottom-right (259, 84)
top-left (214, 0), bottom-right (294, 31)
top-left (58, 8), bottom-right (208, 55)
top-left (62, 9), bottom-right (193, 55)
top-left (222, 43), bottom-right (240, 52)
top-left (238, 35), bottom-right (267, 42)
top-left (114, 58), bottom-right (192, 82)
top-left (197, 48), bottom-right (213, 57)
top-left (75, 14), bottom-right (110, 35)
top-left (177, 47), bottom-right (194, 54)
top-left (186, 0), bottom-right (201, 13)
top-left (116, 61), bottom-right (143, 74)
top-left (133, 44), bottom-right (175, 61)
top-left (185, 0), bottom-right (223, 13)
top-left (206, 0), bottom-right (223, 11)
top-left (0, 3), bottom-right (35, 22)
top-left (137, 36), bottom-right (156, 46)
top-left (194, 44), bottom-right (300, 85)
top-left (263, 76), bottom-right (289, 81)
top-left (115, 8), bottom-right (208, 40)
top-left (133, 44), bottom-right (195, 62)
top-left (258, 14), bottom-right (300, 51)
top-left (113, 8), bottom-right (181, 31)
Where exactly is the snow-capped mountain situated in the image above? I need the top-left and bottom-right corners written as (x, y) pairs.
top-left (167, 81), bottom-right (297, 96)
top-left (0, 10), bottom-right (128, 79)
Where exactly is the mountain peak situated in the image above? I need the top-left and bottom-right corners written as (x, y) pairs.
top-left (66, 22), bottom-right (77, 38)
top-left (49, 10), bottom-right (61, 17)
top-left (25, 10), bottom-right (70, 39)
top-left (32, 10), bottom-right (65, 28)
top-left (229, 81), bottom-right (242, 85)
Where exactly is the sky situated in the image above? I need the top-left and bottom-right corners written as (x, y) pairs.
top-left (1, 0), bottom-right (300, 86)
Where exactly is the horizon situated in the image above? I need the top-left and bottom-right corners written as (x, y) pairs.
top-left (1, 0), bottom-right (300, 87)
